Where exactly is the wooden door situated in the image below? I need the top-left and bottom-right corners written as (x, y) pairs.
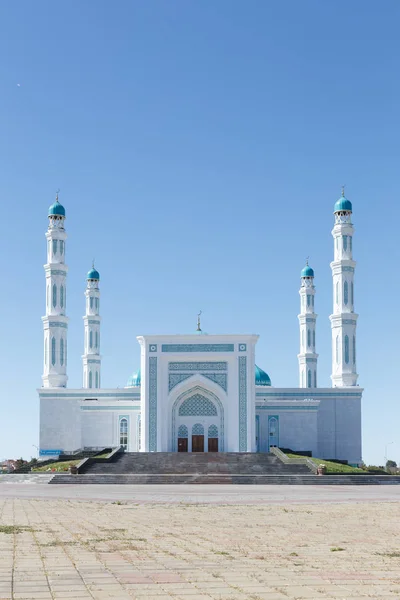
top-left (178, 438), bottom-right (188, 452)
top-left (208, 437), bottom-right (218, 453)
top-left (192, 435), bottom-right (204, 452)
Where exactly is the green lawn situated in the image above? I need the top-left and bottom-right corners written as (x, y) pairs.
top-left (32, 451), bottom-right (112, 473)
top-left (286, 454), bottom-right (380, 474)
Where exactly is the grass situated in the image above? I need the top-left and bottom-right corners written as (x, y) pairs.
top-left (330, 547), bottom-right (346, 552)
top-left (0, 525), bottom-right (34, 534)
top-left (376, 551), bottom-right (400, 558)
top-left (287, 454), bottom-right (370, 474)
top-left (32, 451), bottom-right (111, 473)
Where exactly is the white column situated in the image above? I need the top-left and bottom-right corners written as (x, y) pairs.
top-left (82, 265), bottom-right (101, 389)
top-left (42, 194), bottom-right (68, 388)
top-left (330, 191), bottom-right (358, 387)
top-left (298, 263), bottom-right (318, 388)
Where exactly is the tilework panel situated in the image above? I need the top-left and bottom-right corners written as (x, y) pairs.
top-left (162, 344), bottom-right (234, 353)
top-left (148, 356), bottom-right (157, 451)
top-left (202, 372), bottom-right (227, 392)
top-left (238, 356), bottom-right (247, 451)
top-left (168, 373), bottom-right (193, 392)
top-left (178, 394), bottom-right (218, 416)
top-left (169, 362), bottom-right (227, 371)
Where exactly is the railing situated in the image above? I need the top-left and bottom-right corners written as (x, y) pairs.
top-left (270, 446), bottom-right (318, 474)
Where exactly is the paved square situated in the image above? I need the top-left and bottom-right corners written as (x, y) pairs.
top-left (1, 495), bottom-right (400, 599)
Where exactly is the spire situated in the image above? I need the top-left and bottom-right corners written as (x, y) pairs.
top-left (197, 310), bottom-right (202, 332)
top-left (341, 185), bottom-right (345, 197)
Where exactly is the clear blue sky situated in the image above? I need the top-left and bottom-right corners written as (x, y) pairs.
top-left (1, 1), bottom-right (399, 466)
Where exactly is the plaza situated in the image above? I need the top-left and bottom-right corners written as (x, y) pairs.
top-left (0, 485), bottom-right (400, 600)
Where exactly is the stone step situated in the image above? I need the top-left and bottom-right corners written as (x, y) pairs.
top-left (0, 474), bottom-right (55, 484)
top-left (50, 473), bottom-right (400, 485)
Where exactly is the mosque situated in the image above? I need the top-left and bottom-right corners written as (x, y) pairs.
top-left (39, 192), bottom-right (362, 465)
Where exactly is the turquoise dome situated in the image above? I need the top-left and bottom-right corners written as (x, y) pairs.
top-left (126, 368), bottom-right (141, 387)
top-left (48, 199), bottom-right (65, 217)
top-left (87, 267), bottom-right (100, 280)
top-left (301, 264), bottom-right (314, 278)
top-left (334, 195), bottom-right (352, 213)
top-left (255, 364), bottom-right (271, 387)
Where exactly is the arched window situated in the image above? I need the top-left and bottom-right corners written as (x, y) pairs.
top-left (312, 295), bottom-right (314, 307)
top-left (52, 284), bottom-right (57, 308)
top-left (307, 369), bottom-right (312, 388)
top-left (60, 338), bottom-right (64, 366)
top-left (90, 297), bottom-right (93, 309)
top-left (89, 371), bottom-right (92, 388)
top-left (343, 235), bottom-right (348, 251)
top-left (336, 336), bottom-right (339, 364)
top-left (120, 418), bottom-right (128, 449)
top-left (60, 285), bottom-right (64, 309)
top-left (51, 337), bottom-right (56, 366)
top-left (208, 425), bottom-right (218, 438)
top-left (344, 281), bottom-right (348, 305)
top-left (52, 239), bottom-right (58, 255)
top-left (192, 423), bottom-right (204, 435)
top-left (336, 282), bottom-right (339, 304)
top-left (345, 335), bottom-right (349, 364)
top-left (351, 282), bottom-right (354, 306)
top-left (307, 329), bottom-right (311, 348)
top-left (314, 371), bottom-right (317, 387)
top-left (307, 294), bottom-right (311, 307)
top-left (313, 330), bottom-right (315, 348)
top-left (349, 236), bottom-right (352, 252)
top-left (89, 331), bottom-right (93, 348)
top-left (95, 331), bottom-right (98, 348)
top-left (95, 298), bottom-right (99, 311)
top-left (178, 425), bottom-right (188, 438)
top-left (60, 240), bottom-right (64, 255)
top-left (95, 371), bottom-right (99, 388)
top-left (353, 335), bottom-right (356, 364)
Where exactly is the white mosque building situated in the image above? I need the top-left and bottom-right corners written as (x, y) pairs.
top-left (39, 192), bottom-right (362, 465)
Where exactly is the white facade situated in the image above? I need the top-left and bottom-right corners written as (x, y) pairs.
top-left (39, 192), bottom-right (364, 465)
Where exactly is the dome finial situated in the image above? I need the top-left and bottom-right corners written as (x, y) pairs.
top-left (306, 255), bottom-right (309, 266)
top-left (92, 258), bottom-right (95, 269)
top-left (56, 188), bottom-right (60, 202)
top-left (197, 310), bottom-right (202, 332)
top-left (341, 184), bottom-right (345, 197)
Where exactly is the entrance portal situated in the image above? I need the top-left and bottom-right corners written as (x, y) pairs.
top-left (178, 438), bottom-right (188, 452)
top-left (192, 435), bottom-right (204, 452)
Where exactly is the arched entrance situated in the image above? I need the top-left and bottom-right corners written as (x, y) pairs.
top-left (172, 386), bottom-right (224, 452)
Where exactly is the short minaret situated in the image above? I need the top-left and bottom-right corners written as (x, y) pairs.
top-left (298, 261), bottom-right (318, 388)
top-left (82, 264), bottom-right (101, 389)
top-left (330, 189), bottom-right (358, 386)
top-left (42, 194), bottom-right (68, 388)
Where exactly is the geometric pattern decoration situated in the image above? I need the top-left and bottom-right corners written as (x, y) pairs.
top-left (179, 394), bottom-right (217, 416)
top-left (238, 355), bottom-right (247, 451)
top-left (201, 373), bottom-right (227, 392)
top-left (148, 356), bottom-right (157, 451)
top-left (177, 424), bottom-right (188, 438)
top-left (169, 362), bottom-right (227, 371)
top-left (162, 344), bottom-right (234, 353)
top-left (208, 424), bottom-right (218, 438)
top-left (168, 373), bottom-right (193, 392)
top-left (238, 343), bottom-right (247, 351)
top-left (192, 423), bottom-right (204, 435)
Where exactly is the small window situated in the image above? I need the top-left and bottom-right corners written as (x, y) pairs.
top-left (60, 240), bottom-right (64, 254)
top-left (343, 235), bottom-right (348, 251)
top-left (52, 284), bottom-right (57, 308)
top-left (52, 239), bottom-right (58, 255)
top-left (351, 282), bottom-right (354, 306)
top-left (344, 281), bottom-right (348, 305)
top-left (89, 371), bottom-right (92, 388)
top-left (51, 337), bottom-right (56, 366)
top-left (307, 369), bottom-right (312, 388)
top-left (90, 297), bottom-right (93, 310)
top-left (120, 418), bottom-right (128, 449)
top-left (60, 338), bottom-right (64, 366)
top-left (345, 335), bottom-right (349, 364)
top-left (314, 371), bottom-right (317, 387)
top-left (313, 330), bottom-right (315, 348)
top-left (307, 329), bottom-right (311, 348)
top-left (95, 371), bottom-right (99, 388)
top-left (60, 285), bottom-right (64, 309)
top-left (89, 331), bottom-right (93, 348)
top-left (307, 294), bottom-right (311, 307)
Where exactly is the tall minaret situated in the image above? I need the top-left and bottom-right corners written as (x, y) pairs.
top-left (298, 262), bottom-right (318, 388)
top-left (42, 194), bottom-right (68, 388)
top-left (330, 189), bottom-right (358, 386)
top-left (82, 264), bottom-right (101, 389)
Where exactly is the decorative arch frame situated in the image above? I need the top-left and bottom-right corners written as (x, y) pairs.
top-left (171, 385), bottom-right (224, 451)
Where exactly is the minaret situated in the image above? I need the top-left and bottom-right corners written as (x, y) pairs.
top-left (42, 194), bottom-right (68, 388)
top-left (298, 261), bottom-right (318, 388)
top-left (82, 264), bottom-right (101, 389)
top-left (330, 189), bottom-right (358, 386)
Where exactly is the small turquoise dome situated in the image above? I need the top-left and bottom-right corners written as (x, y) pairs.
top-left (87, 267), bottom-right (100, 280)
top-left (334, 195), bottom-right (352, 213)
top-left (48, 197), bottom-right (65, 217)
top-left (301, 264), bottom-right (314, 278)
top-left (255, 364), bottom-right (271, 387)
top-left (126, 368), bottom-right (141, 387)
